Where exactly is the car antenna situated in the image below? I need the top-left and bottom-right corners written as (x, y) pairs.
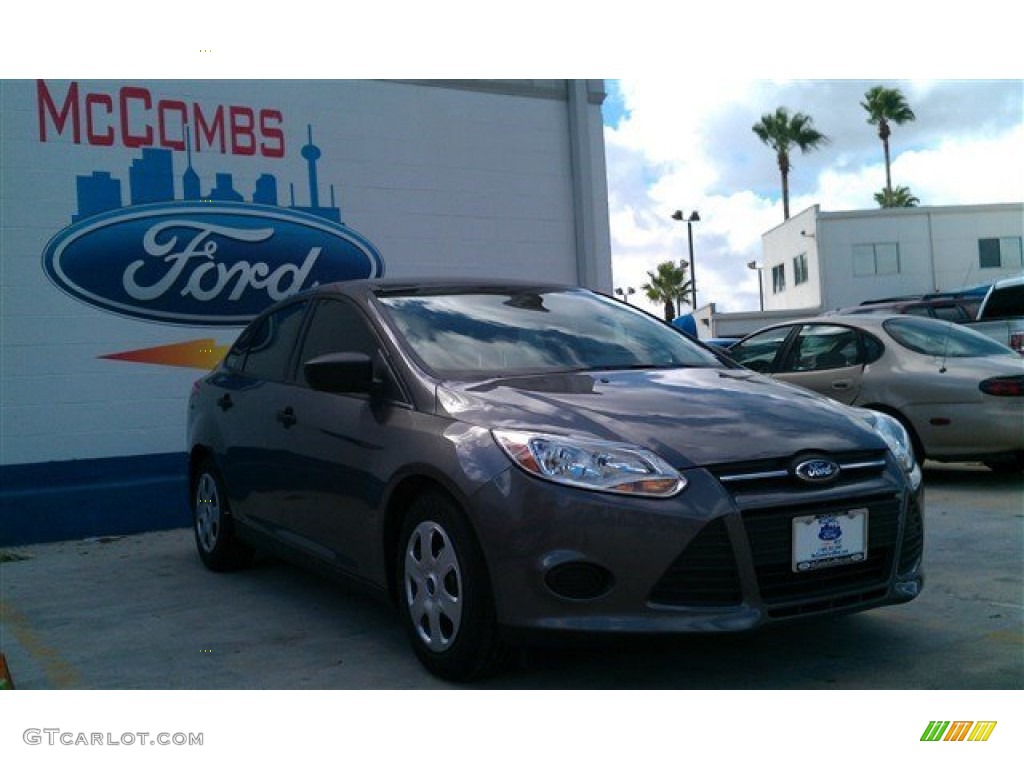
top-left (939, 263), bottom-right (978, 374)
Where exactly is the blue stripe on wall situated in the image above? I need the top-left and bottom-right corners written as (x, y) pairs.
top-left (0, 453), bottom-right (190, 546)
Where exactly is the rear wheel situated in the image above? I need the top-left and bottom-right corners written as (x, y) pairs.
top-left (397, 492), bottom-right (509, 681)
top-left (192, 460), bottom-right (252, 571)
top-left (984, 453), bottom-right (1024, 474)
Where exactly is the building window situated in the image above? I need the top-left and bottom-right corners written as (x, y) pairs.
top-left (852, 243), bottom-right (900, 276)
top-left (793, 253), bottom-right (809, 285)
top-left (772, 264), bottom-right (786, 294)
top-left (979, 237), bottom-right (1023, 269)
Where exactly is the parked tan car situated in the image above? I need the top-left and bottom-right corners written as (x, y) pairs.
top-left (726, 314), bottom-right (1024, 472)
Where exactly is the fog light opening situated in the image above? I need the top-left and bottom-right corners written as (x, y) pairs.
top-left (544, 562), bottom-right (614, 601)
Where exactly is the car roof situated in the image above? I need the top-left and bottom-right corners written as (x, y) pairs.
top-left (738, 312), bottom-right (959, 338)
top-left (991, 274), bottom-right (1024, 290)
top-left (310, 277), bottom-right (582, 300)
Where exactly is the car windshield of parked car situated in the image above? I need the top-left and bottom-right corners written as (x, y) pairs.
top-left (883, 316), bottom-right (1019, 358)
top-left (376, 287), bottom-right (724, 376)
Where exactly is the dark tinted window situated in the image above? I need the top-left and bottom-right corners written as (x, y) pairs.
top-left (241, 301), bottom-right (308, 381)
top-left (863, 333), bottom-right (885, 364)
top-left (298, 299), bottom-right (382, 387)
top-left (781, 325), bottom-right (861, 372)
top-left (224, 323), bottom-right (258, 372)
top-left (981, 283), bottom-right (1024, 320)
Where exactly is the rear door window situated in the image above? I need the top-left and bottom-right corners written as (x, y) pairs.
top-left (240, 301), bottom-right (309, 381)
top-left (780, 325), bottom-right (862, 372)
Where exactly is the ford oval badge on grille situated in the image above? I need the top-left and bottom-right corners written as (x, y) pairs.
top-left (794, 458), bottom-right (841, 484)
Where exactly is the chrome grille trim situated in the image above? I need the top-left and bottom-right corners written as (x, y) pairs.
top-left (717, 458), bottom-right (887, 484)
top-left (718, 469), bottom-right (790, 483)
top-left (838, 459), bottom-right (888, 472)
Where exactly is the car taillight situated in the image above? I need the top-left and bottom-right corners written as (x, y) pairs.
top-left (980, 375), bottom-right (1024, 397)
top-left (1010, 331), bottom-right (1024, 354)
top-left (191, 379), bottom-right (203, 397)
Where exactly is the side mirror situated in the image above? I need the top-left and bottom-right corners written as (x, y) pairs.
top-left (304, 352), bottom-right (374, 394)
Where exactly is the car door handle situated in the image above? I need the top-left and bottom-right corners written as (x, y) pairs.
top-left (831, 379), bottom-right (853, 391)
top-left (276, 407), bottom-right (297, 428)
top-left (217, 394), bottom-right (233, 411)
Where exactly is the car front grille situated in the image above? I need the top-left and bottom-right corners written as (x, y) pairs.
top-left (709, 449), bottom-right (889, 496)
top-left (649, 450), bottom-right (913, 618)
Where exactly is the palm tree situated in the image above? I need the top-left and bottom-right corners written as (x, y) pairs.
top-left (752, 107), bottom-right (830, 221)
top-left (861, 86), bottom-right (916, 204)
top-left (642, 260), bottom-right (692, 322)
top-left (874, 185), bottom-right (920, 208)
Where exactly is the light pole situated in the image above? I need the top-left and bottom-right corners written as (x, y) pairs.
top-left (614, 286), bottom-right (636, 304)
top-left (747, 260), bottom-right (764, 312)
top-left (671, 210), bottom-right (700, 310)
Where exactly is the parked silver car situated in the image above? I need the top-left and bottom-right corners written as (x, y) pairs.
top-left (727, 314), bottom-right (1024, 472)
top-left (188, 280), bottom-right (925, 680)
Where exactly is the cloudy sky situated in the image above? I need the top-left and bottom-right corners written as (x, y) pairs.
top-left (602, 78), bottom-right (1023, 316)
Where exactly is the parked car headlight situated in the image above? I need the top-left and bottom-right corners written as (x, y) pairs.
top-left (493, 430), bottom-right (687, 498)
top-left (861, 411), bottom-right (922, 489)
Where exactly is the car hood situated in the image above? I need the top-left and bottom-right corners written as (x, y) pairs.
top-left (437, 367), bottom-right (886, 468)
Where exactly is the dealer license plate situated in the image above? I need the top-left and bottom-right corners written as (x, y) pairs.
top-left (792, 508), bottom-right (868, 573)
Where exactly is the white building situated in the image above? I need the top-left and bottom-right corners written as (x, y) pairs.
top-left (709, 202), bottom-right (1024, 338)
top-left (0, 79), bottom-right (612, 544)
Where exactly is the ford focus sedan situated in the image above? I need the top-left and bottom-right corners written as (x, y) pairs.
top-left (187, 280), bottom-right (924, 681)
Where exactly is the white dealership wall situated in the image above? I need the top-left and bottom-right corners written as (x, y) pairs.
top-left (0, 79), bottom-right (612, 543)
top-left (758, 202), bottom-right (1024, 312)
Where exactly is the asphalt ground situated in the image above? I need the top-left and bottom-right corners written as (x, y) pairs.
top-left (0, 462), bottom-right (1021, 691)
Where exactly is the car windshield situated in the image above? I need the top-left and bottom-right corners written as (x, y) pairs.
top-left (883, 316), bottom-right (1019, 358)
top-left (376, 287), bottom-right (724, 377)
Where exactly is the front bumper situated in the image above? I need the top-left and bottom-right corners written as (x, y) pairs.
top-left (469, 455), bottom-right (924, 635)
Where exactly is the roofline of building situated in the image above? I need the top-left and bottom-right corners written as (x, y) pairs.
top-left (380, 79), bottom-right (607, 104)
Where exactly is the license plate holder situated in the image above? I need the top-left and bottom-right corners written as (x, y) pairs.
top-left (792, 508), bottom-right (868, 573)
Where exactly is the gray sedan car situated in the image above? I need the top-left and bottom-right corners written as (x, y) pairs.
top-left (727, 314), bottom-right (1024, 472)
top-left (188, 280), bottom-right (924, 680)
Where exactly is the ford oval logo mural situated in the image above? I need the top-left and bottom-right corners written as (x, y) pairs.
top-left (794, 458), bottom-right (841, 484)
top-left (42, 202), bottom-right (384, 326)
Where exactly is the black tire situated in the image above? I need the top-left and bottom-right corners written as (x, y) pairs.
top-left (984, 453), bottom-right (1024, 474)
top-left (192, 459), bottom-right (253, 572)
top-left (396, 492), bottom-right (509, 682)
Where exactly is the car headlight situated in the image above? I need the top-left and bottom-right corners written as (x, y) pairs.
top-left (492, 429), bottom-right (687, 498)
top-left (861, 411), bottom-right (922, 489)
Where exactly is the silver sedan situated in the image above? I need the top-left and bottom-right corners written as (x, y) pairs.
top-left (727, 314), bottom-right (1024, 472)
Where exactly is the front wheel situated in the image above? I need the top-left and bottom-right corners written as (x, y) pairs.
top-left (397, 492), bottom-right (509, 681)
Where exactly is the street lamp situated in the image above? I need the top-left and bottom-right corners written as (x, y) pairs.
top-left (671, 210), bottom-right (700, 310)
top-left (747, 260), bottom-right (764, 312)
top-left (614, 286), bottom-right (636, 303)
